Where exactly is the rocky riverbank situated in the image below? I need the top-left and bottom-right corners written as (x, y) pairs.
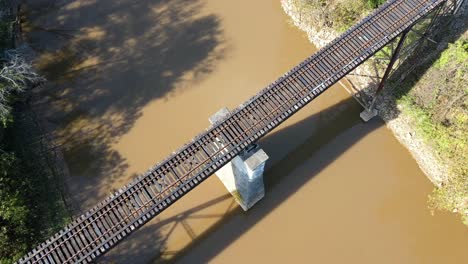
top-left (281, 0), bottom-right (448, 184)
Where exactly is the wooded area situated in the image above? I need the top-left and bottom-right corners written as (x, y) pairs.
top-left (0, 2), bottom-right (69, 263)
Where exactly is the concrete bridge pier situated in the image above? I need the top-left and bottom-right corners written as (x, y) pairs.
top-left (209, 108), bottom-right (269, 211)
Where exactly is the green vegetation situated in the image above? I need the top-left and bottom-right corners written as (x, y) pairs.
top-left (365, 0), bottom-right (386, 9)
top-left (291, 0), bottom-right (386, 32)
top-left (1, 108), bottom-right (71, 263)
top-left (395, 39), bottom-right (467, 224)
top-left (0, 21), bottom-right (10, 50)
top-left (0, 4), bottom-right (70, 263)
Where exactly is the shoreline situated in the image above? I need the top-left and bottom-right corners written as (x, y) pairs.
top-left (280, 0), bottom-right (448, 185)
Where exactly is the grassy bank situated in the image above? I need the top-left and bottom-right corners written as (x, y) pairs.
top-left (0, 2), bottom-right (70, 263)
top-left (289, 0), bottom-right (385, 32)
top-left (394, 37), bottom-right (467, 224)
top-left (285, 0), bottom-right (467, 225)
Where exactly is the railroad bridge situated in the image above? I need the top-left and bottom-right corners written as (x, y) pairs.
top-left (18, 0), bottom-right (464, 263)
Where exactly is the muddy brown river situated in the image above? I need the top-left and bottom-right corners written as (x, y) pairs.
top-left (24, 0), bottom-right (467, 263)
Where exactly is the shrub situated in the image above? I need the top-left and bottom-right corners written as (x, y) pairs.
top-left (291, 0), bottom-right (379, 32)
top-left (429, 174), bottom-right (468, 225)
top-left (331, 1), bottom-right (368, 32)
top-left (365, 0), bottom-right (386, 9)
top-left (0, 151), bottom-right (31, 262)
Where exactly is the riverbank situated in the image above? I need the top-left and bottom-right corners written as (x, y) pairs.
top-left (281, 0), bottom-right (467, 224)
top-left (0, 2), bottom-right (70, 262)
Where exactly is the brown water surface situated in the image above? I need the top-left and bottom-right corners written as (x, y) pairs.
top-left (24, 0), bottom-right (468, 263)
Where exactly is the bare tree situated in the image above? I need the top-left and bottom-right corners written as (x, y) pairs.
top-left (0, 45), bottom-right (44, 120)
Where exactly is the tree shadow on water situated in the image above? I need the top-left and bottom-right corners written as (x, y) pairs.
top-left (22, 0), bottom-right (227, 211)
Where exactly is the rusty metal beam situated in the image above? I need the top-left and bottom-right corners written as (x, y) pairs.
top-left (368, 28), bottom-right (411, 110)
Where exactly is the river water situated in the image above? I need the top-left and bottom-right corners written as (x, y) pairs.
top-left (24, 0), bottom-right (467, 263)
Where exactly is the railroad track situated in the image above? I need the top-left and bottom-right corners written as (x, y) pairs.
top-left (17, 0), bottom-right (448, 263)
